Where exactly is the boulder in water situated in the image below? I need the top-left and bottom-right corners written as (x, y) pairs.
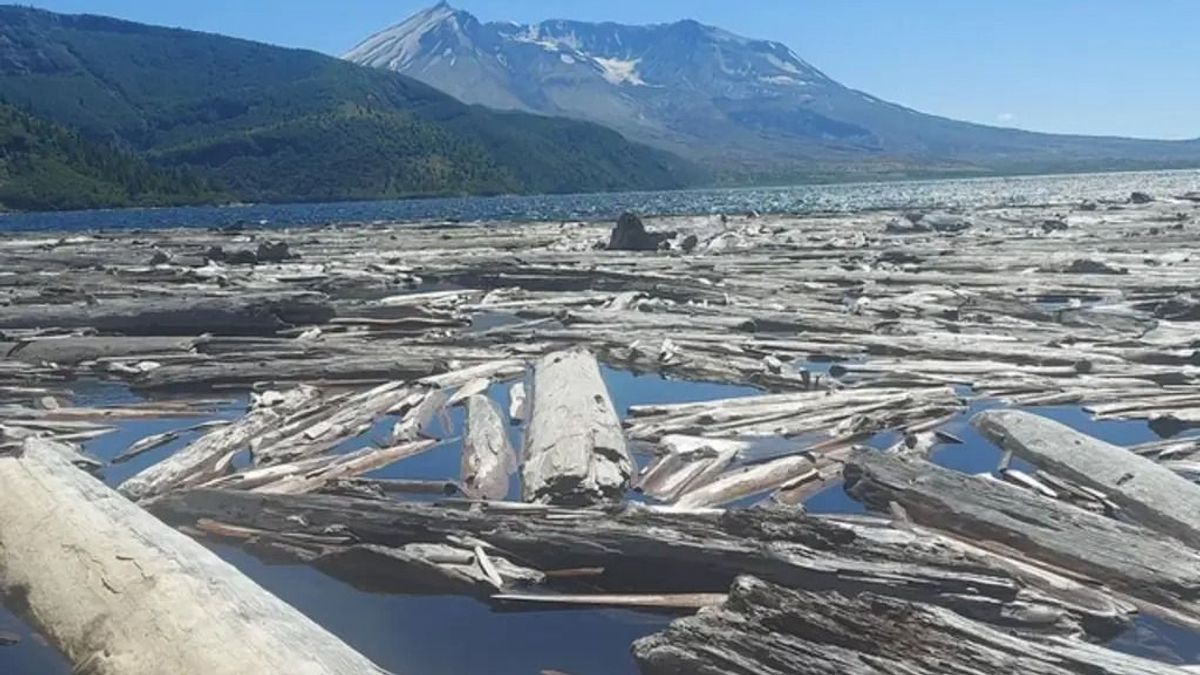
top-left (607, 213), bottom-right (671, 251)
top-left (1130, 191), bottom-right (1155, 205)
top-left (256, 240), bottom-right (295, 263)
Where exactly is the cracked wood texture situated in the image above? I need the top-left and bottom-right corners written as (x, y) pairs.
top-left (634, 576), bottom-right (1187, 675)
top-left (0, 439), bottom-right (386, 675)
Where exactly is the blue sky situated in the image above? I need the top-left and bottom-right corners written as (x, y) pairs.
top-left (25, 1), bottom-right (1200, 140)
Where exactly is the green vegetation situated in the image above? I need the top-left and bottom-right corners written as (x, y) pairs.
top-left (0, 103), bottom-right (220, 211)
top-left (0, 7), bottom-right (698, 209)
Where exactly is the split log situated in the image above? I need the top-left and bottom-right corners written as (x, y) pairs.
top-left (119, 387), bottom-right (320, 501)
top-left (0, 439), bottom-right (387, 675)
top-left (845, 451), bottom-right (1200, 627)
top-left (634, 576), bottom-right (1187, 675)
top-left (974, 410), bottom-right (1200, 548)
top-left (636, 436), bottom-right (746, 502)
top-left (461, 395), bottom-right (516, 500)
top-left (674, 454), bottom-right (815, 508)
top-left (522, 348), bottom-right (634, 506)
top-left (151, 490), bottom-right (1134, 636)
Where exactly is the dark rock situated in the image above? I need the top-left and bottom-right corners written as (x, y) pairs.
top-left (148, 250), bottom-right (171, 265)
top-left (0, 631), bottom-right (20, 647)
top-left (1079, 200), bottom-right (1099, 211)
top-left (607, 213), bottom-right (671, 252)
top-left (1064, 259), bottom-right (1127, 275)
top-left (225, 249), bottom-right (259, 266)
top-left (678, 234), bottom-right (699, 254)
top-left (1180, 191), bottom-right (1200, 203)
top-left (1040, 219), bottom-right (1068, 233)
top-left (1130, 191), bottom-right (1155, 205)
top-left (204, 245), bottom-right (227, 262)
top-left (256, 240), bottom-right (294, 263)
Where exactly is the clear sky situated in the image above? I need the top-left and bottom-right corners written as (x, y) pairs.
top-left (23, 0), bottom-right (1200, 140)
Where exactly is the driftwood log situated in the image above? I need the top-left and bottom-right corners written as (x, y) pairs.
top-left (0, 439), bottom-right (386, 675)
top-left (522, 348), bottom-right (634, 506)
top-left (461, 394), bottom-right (516, 500)
top-left (0, 293), bottom-right (334, 336)
top-left (845, 450), bottom-right (1200, 628)
top-left (150, 489), bottom-right (1134, 636)
top-left (974, 410), bottom-right (1200, 547)
top-left (634, 576), bottom-right (1187, 675)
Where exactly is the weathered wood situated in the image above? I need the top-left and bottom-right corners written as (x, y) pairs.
top-left (0, 439), bottom-right (386, 675)
top-left (845, 450), bottom-right (1200, 626)
top-left (974, 409), bottom-right (1200, 548)
top-left (151, 489), bottom-right (1134, 636)
top-left (634, 576), bottom-right (1188, 675)
top-left (674, 454), bottom-right (815, 508)
top-left (522, 348), bottom-right (634, 506)
top-left (461, 395), bottom-right (516, 500)
top-left (119, 387), bottom-right (320, 501)
top-left (0, 293), bottom-right (334, 336)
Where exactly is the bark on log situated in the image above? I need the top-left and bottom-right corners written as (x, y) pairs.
top-left (522, 348), bottom-right (633, 506)
top-left (974, 409), bottom-right (1200, 548)
top-left (0, 439), bottom-right (386, 675)
top-left (462, 395), bottom-right (516, 500)
top-left (845, 451), bottom-right (1200, 626)
top-left (634, 576), bottom-right (1186, 675)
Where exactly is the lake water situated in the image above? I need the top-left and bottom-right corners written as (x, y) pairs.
top-left (4, 367), bottom-right (1198, 673)
top-left (1, 169), bottom-right (1198, 232)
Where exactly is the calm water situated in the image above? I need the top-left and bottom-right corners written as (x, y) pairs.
top-left (3, 370), bottom-right (1197, 672)
top-left (1, 169), bottom-right (1198, 232)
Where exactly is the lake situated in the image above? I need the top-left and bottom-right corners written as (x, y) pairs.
top-left (1, 169), bottom-right (1198, 232)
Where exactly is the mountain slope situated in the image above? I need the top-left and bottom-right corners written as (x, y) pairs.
top-left (0, 6), bottom-right (696, 205)
top-left (0, 102), bottom-right (220, 211)
top-left (348, 4), bottom-right (1200, 180)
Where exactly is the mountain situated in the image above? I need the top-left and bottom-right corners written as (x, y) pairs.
top-left (0, 102), bottom-right (220, 211)
top-left (0, 6), bottom-right (696, 207)
top-left (347, 3), bottom-right (1200, 180)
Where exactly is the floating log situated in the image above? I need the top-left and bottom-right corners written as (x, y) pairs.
top-left (0, 293), bottom-right (334, 337)
top-left (151, 490), bottom-right (1134, 636)
top-left (0, 439), bottom-right (386, 675)
top-left (634, 576), bottom-right (1187, 675)
top-left (974, 409), bottom-right (1200, 548)
top-left (120, 386), bottom-right (320, 501)
top-left (845, 450), bottom-right (1200, 627)
top-left (522, 348), bottom-right (634, 506)
top-left (461, 394), bottom-right (516, 500)
top-left (673, 454), bottom-right (815, 508)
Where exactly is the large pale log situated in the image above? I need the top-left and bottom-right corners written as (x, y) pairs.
top-left (0, 439), bottom-right (386, 675)
top-left (974, 409), bottom-right (1200, 548)
top-left (461, 395), bottom-right (516, 500)
top-left (634, 576), bottom-right (1186, 675)
top-left (845, 451), bottom-right (1200, 626)
top-left (522, 348), bottom-right (633, 506)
